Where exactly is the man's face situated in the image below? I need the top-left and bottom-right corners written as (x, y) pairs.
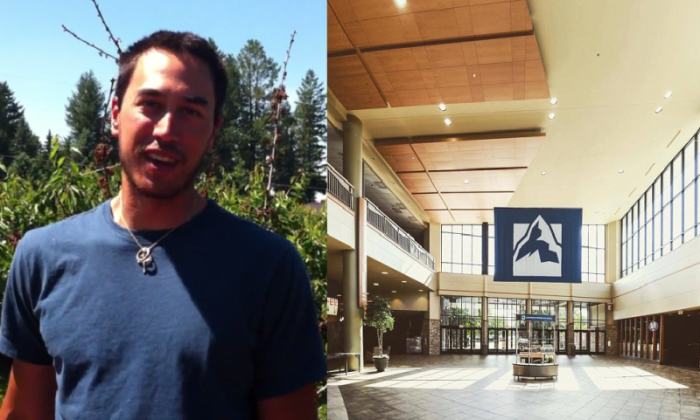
top-left (111, 49), bottom-right (221, 199)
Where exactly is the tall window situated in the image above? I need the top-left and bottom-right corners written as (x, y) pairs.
top-left (440, 296), bottom-right (482, 328)
top-left (572, 302), bottom-right (590, 331)
top-left (441, 225), bottom-right (482, 274)
top-left (582, 225), bottom-right (606, 283)
top-left (530, 300), bottom-right (560, 330)
top-left (621, 129), bottom-right (699, 277)
top-left (487, 298), bottom-right (526, 329)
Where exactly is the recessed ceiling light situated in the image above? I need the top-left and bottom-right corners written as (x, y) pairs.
top-left (444, 118), bottom-right (452, 126)
top-left (419, 289), bottom-right (424, 292)
top-left (472, 73), bottom-right (477, 78)
top-left (463, 179), bottom-right (470, 184)
top-left (618, 169), bottom-right (624, 174)
top-left (337, 294), bottom-right (342, 297)
top-left (373, 283), bottom-right (379, 286)
top-left (541, 171), bottom-right (547, 176)
top-left (401, 280), bottom-right (407, 283)
top-left (392, 290), bottom-right (397, 293)
top-left (438, 103), bottom-right (446, 111)
top-left (664, 91), bottom-right (673, 99)
top-left (548, 113), bottom-right (556, 120)
top-left (655, 106), bottom-right (663, 114)
top-left (382, 271), bottom-right (388, 275)
top-left (395, 0), bottom-right (407, 7)
top-left (550, 97), bottom-right (558, 105)
top-left (411, 157), bottom-right (415, 159)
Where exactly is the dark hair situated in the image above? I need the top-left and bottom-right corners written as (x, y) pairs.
top-left (115, 30), bottom-right (227, 122)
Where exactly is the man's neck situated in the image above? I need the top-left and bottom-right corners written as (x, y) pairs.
top-left (111, 185), bottom-right (205, 231)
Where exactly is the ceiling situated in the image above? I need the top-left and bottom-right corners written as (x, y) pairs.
top-left (327, 0), bottom-right (700, 225)
top-left (328, 0), bottom-right (550, 111)
top-left (328, 250), bottom-right (433, 301)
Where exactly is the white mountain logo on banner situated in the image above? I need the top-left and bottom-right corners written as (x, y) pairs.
top-left (513, 215), bottom-right (562, 277)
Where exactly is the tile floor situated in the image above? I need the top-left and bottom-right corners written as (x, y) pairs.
top-left (328, 355), bottom-right (700, 420)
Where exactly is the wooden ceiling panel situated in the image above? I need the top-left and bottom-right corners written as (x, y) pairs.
top-left (425, 210), bottom-right (455, 223)
top-left (328, 26), bottom-right (353, 53)
top-left (328, 0), bottom-right (547, 111)
top-left (415, 194), bottom-right (448, 210)
top-left (398, 172), bottom-right (437, 193)
top-left (329, 0), bottom-right (534, 49)
top-left (443, 192), bottom-right (513, 208)
top-left (432, 168), bottom-right (527, 192)
top-left (360, 17), bottom-right (409, 46)
top-left (374, 144), bottom-right (425, 172)
top-left (451, 210), bottom-right (494, 224)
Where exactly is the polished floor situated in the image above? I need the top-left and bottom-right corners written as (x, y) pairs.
top-left (328, 354), bottom-right (700, 420)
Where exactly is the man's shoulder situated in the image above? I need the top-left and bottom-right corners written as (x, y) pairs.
top-left (18, 203), bottom-right (105, 254)
top-left (206, 201), bottom-right (297, 258)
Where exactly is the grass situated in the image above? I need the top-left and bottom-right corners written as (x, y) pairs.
top-left (0, 374), bottom-right (6, 405)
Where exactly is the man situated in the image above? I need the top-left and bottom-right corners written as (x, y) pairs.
top-left (0, 30), bottom-right (325, 419)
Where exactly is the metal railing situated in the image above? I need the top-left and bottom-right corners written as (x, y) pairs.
top-left (366, 199), bottom-right (435, 271)
top-left (326, 164), bottom-right (354, 211)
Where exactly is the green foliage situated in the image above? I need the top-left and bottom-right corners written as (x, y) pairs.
top-left (64, 71), bottom-right (109, 163)
top-left (364, 295), bottom-right (395, 357)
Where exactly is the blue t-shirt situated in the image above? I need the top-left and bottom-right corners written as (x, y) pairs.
top-left (0, 198), bottom-right (326, 419)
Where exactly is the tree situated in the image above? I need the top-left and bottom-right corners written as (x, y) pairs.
top-left (64, 71), bottom-right (107, 163)
top-left (294, 70), bottom-right (326, 202)
top-left (0, 81), bottom-right (26, 175)
top-left (237, 40), bottom-right (280, 173)
top-left (364, 295), bottom-right (395, 358)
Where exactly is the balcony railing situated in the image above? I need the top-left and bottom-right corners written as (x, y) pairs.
top-left (326, 164), bottom-right (354, 211)
top-left (366, 199), bottom-right (435, 271)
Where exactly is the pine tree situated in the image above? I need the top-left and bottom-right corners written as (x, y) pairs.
top-left (294, 70), bottom-right (327, 202)
top-left (0, 81), bottom-right (26, 174)
top-left (64, 71), bottom-right (107, 165)
top-left (237, 40), bottom-right (280, 173)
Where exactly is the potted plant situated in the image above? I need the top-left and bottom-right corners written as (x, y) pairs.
top-left (364, 295), bottom-right (395, 372)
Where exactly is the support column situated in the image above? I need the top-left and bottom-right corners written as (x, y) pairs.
top-left (342, 114), bottom-right (363, 371)
top-left (482, 298), bottom-right (489, 355)
top-left (567, 301), bottom-right (574, 356)
top-left (426, 291), bottom-right (441, 355)
top-left (605, 304), bottom-right (618, 356)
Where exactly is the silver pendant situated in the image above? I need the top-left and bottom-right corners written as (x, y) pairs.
top-left (136, 247), bottom-right (153, 274)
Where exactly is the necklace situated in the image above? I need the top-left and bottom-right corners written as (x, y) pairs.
top-left (116, 194), bottom-right (198, 274)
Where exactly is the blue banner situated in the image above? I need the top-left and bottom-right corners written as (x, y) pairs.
top-left (494, 207), bottom-right (582, 283)
top-left (521, 315), bottom-right (555, 322)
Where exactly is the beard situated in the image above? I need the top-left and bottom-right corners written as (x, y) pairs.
top-left (119, 141), bottom-right (208, 200)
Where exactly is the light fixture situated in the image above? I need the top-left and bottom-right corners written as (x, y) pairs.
top-left (401, 280), bottom-right (407, 283)
top-left (655, 106), bottom-right (663, 114)
top-left (472, 73), bottom-right (477, 78)
top-left (438, 103), bottom-right (446, 111)
top-left (541, 171), bottom-right (547, 176)
top-left (463, 179), bottom-right (470, 184)
top-left (664, 91), bottom-right (673, 99)
top-left (382, 271), bottom-right (388, 275)
top-left (395, 0), bottom-right (407, 7)
top-left (392, 290), bottom-right (397, 293)
top-left (419, 289), bottom-right (424, 292)
top-left (618, 169), bottom-right (624, 174)
top-left (373, 283), bottom-right (379, 286)
top-left (444, 118), bottom-right (452, 126)
top-left (548, 112), bottom-right (556, 120)
top-left (550, 97), bottom-right (558, 105)
top-left (337, 294), bottom-right (342, 297)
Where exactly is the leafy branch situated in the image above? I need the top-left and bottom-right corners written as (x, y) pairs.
top-left (264, 30), bottom-right (296, 218)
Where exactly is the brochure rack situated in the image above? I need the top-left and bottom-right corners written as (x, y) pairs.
top-left (513, 315), bottom-right (559, 380)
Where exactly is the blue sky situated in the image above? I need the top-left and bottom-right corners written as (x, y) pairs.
top-left (0, 0), bottom-right (327, 142)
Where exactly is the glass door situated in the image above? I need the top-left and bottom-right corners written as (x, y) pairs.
top-left (557, 331), bottom-right (567, 353)
top-left (441, 328), bottom-right (481, 353)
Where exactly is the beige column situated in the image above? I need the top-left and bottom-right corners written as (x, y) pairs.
top-left (482, 297), bottom-right (489, 355)
top-left (567, 301), bottom-right (575, 356)
top-left (342, 114), bottom-right (363, 371)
